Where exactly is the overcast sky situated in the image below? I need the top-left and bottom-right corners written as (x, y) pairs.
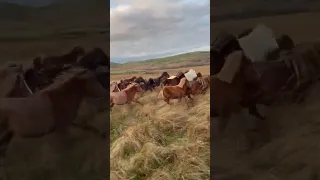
top-left (110, 0), bottom-right (210, 63)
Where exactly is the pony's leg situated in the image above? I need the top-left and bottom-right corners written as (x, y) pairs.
top-left (133, 99), bottom-right (143, 105)
top-left (71, 122), bottom-right (106, 139)
top-left (164, 98), bottom-right (170, 105)
top-left (0, 130), bottom-right (13, 179)
top-left (110, 103), bottom-right (114, 111)
top-left (234, 110), bottom-right (255, 152)
top-left (248, 105), bottom-right (265, 121)
top-left (218, 116), bottom-right (229, 137)
top-left (184, 96), bottom-right (191, 108)
top-left (248, 105), bottom-right (271, 143)
top-left (188, 94), bottom-right (193, 99)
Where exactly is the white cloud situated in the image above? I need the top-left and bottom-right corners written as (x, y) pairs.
top-left (110, 0), bottom-right (210, 62)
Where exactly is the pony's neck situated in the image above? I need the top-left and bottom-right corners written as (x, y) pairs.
top-left (230, 68), bottom-right (247, 94)
top-left (43, 81), bottom-right (83, 131)
top-left (124, 86), bottom-right (138, 99)
top-left (177, 79), bottom-right (186, 88)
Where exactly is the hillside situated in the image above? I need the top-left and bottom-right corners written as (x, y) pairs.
top-left (110, 51), bottom-right (210, 73)
top-left (0, 0), bottom-right (108, 40)
top-left (0, 0), bottom-right (108, 61)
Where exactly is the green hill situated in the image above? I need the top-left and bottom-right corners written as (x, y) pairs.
top-left (0, 0), bottom-right (108, 61)
top-left (111, 51), bottom-right (210, 72)
top-left (0, 0), bottom-right (108, 41)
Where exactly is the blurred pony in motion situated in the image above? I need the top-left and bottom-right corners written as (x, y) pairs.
top-left (110, 83), bottom-right (144, 111)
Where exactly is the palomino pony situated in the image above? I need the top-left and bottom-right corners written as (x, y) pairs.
top-left (110, 83), bottom-right (144, 111)
top-left (0, 68), bottom-right (108, 145)
top-left (160, 77), bottom-right (189, 104)
top-left (211, 51), bottom-right (261, 149)
top-left (0, 64), bottom-right (33, 98)
top-left (110, 81), bottom-right (121, 92)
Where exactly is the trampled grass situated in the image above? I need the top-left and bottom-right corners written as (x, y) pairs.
top-left (110, 89), bottom-right (210, 180)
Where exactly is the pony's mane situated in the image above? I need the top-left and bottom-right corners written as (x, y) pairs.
top-left (40, 67), bottom-right (85, 92)
top-left (216, 50), bottom-right (243, 83)
top-left (177, 77), bottom-right (187, 88)
top-left (123, 82), bottom-right (139, 91)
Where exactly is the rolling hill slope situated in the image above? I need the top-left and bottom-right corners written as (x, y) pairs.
top-left (110, 51), bottom-right (210, 72)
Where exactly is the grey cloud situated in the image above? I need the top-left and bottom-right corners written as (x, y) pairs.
top-left (110, 0), bottom-right (210, 62)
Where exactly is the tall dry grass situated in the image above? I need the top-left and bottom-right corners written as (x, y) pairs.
top-left (110, 89), bottom-right (210, 180)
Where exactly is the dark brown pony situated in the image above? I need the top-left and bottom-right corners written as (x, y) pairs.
top-left (41, 46), bottom-right (85, 69)
top-left (211, 51), bottom-right (260, 139)
top-left (0, 68), bottom-right (108, 151)
top-left (123, 76), bottom-right (137, 82)
top-left (110, 83), bottom-right (144, 111)
top-left (196, 72), bottom-right (202, 77)
top-left (211, 32), bottom-right (242, 75)
top-left (154, 72), bottom-right (170, 86)
top-left (118, 80), bottom-right (132, 90)
top-left (176, 71), bottom-right (185, 79)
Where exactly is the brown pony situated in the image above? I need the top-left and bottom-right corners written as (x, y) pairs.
top-left (196, 72), bottom-right (202, 78)
top-left (110, 83), bottom-right (144, 111)
top-left (123, 76), bottom-right (137, 82)
top-left (211, 51), bottom-right (260, 138)
top-left (0, 68), bottom-right (108, 147)
top-left (161, 72), bottom-right (185, 87)
top-left (160, 77), bottom-right (189, 104)
top-left (189, 75), bottom-right (210, 95)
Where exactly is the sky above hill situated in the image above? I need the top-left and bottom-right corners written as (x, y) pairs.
top-left (110, 0), bottom-right (210, 63)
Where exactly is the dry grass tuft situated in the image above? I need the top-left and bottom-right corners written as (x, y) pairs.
top-left (110, 88), bottom-right (210, 179)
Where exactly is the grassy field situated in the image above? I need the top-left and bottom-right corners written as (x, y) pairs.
top-left (110, 56), bottom-right (210, 179)
top-left (110, 86), bottom-right (210, 180)
top-left (110, 48), bottom-right (210, 180)
top-left (0, 1), bottom-right (109, 180)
